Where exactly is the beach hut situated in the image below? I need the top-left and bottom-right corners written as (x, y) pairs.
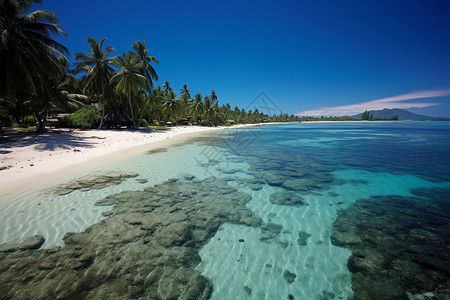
top-left (103, 110), bottom-right (132, 128)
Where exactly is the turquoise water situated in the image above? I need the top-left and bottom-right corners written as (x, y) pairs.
top-left (0, 122), bottom-right (449, 299)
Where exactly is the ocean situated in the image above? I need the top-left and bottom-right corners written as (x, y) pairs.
top-left (0, 121), bottom-right (449, 299)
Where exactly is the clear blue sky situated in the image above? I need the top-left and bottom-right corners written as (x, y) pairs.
top-left (38, 0), bottom-right (450, 117)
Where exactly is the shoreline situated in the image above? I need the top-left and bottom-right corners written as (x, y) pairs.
top-left (0, 124), bottom-right (259, 197)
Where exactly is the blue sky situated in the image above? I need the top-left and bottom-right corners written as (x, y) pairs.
top-left (38, 0), bottom-right (450, 117)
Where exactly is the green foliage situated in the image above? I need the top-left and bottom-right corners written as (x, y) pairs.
top-left (140, 119), bottom-right (149, 127)
top-left (0, 0), bottom-right (69, 132)
top-left (66, 106), bottom-right (101, 129)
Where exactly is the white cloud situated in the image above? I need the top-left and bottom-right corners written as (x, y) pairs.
top-left (295, 89), bottom-right (450, 116)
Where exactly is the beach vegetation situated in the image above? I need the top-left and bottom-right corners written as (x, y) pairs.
top-left (73, 37), bottom-right (115, 129)
top-left (0, 1), bottom-right (362, 133)
top-left (0, 0), bottom-right (69, 132)
top-left (110, 51), bottom-right (149, 128)
top-left (66, 106), bottom-right (101, 129)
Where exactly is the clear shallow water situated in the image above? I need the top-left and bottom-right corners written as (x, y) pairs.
top-left (0, 122), bottom-right (449, 299)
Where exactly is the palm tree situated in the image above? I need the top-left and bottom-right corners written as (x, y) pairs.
top-left (131, 40), bottom-right (159, 89)
top-left (73, 37), bottom-right (115, 128)
top-left (110, 52), bottom-right (148, 128)
top-left (162, 80), bottom-right (173, 95)
top-left (0, 0), bottom-right (69, 132)
top-left (202, 95), bottom-right (214, 125)
top-left (40, 57), bottom-right (87, 116)
top-left (210, 90), bottom-right (218, 104)
top-left (179, 83), bottom-right (191, 100)
top-left (163, 98), bottom-right (180, 123)
top-left (190, 93), bottom-right (204, 123)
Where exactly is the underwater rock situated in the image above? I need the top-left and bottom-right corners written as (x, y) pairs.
top-left (243, 285), bottom-right (252, 295)
top-left (0, 176), bottom-right (261, 299)
top-left (146, 147), bottom-right (168, 154)
top-left (269, 191), bottom-right (308, 206)
top-left (282, 179), bottom-right (313, 192)
top-left (259, 223), bottom-right (282, 243)
top-left (297, 231), bottom-right (311, 246)
top-left (283, 270), bottom-right (297, 284)
top-left (51, 171), bottom-right (140, 195)
top-left (136, 178), bottom-right (148, 184)
top-left (262, 174), bottom-right (285, 186)
top-left (321, 290), bottom-right (336, 299)
top-left (220, 168), bottom-right (242, 174)
top-left (233, 178), bottom-right (264, 191)
top-left (0, 235), bottom-right (45, 252)
top-left (331, 191), bottom-right (450, 299)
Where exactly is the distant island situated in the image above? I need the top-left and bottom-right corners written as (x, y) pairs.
top-left (351, 108), bottom-right (450, 121)
top-left (297, 108), bottom-right (450, 122)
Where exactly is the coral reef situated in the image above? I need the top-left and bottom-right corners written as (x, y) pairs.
top-left (332, 188), bottom-right (450, 299)
top-left (50, 171), bottom-right (139, 195)
top-left (0, 176), bottom-right (262, 299)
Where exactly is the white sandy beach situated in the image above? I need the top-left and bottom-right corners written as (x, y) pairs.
top-left (0, 125), bottom-right (256, 196)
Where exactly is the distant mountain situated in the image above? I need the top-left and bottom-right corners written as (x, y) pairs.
top-left (351, 108), bottom-right (450, 121)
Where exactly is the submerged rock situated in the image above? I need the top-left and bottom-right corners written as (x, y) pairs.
top-left (233, 178), bottom-right (264, 191)
top-left (146, 147), bottom-right (168, 154)
top-left (331, 190), bottom-right (450, 299)
top-left (0, 235), bottom-right (45, 252)
top-left (50, 171), bottom-right (140, 195)
top-left (269, 191), bottom-right (308, 206)
top-left (282, 179), bottom-right (313, 192)
top-left (262, 174), bottom-right (285, 186)
top-left (0, 176), bottom-right (261, 299)
top-left (243, 285), bottom-right (252, 295)
top-left (297, 231), bottom-right (311, 246)
top-left (260, 223), bottom-right (282, 243)
top-left (283, 270), bottom-right (297, 284)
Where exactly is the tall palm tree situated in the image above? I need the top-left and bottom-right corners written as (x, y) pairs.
top-left (202, 95), bottom-right (213, 125)
top-left (131, 40), bottom-right (159, 89)
top-left (110, 52), bottom-right (148, 128)
top-left (73, 37), bottom-right (115, 128)
top-left (40, 57), bottom-right (87, 116)
top-left (0, 0), bottom-right (69, 132)
top-left (209, 90), bottom-right (218, 104)
top-left (163, 98), bottom-right (180, 123)
top-left (190, 93), bottom-right (204, 123)
top-left (162, 80), bottom-right (173, 95)
top-left (179, 83), bottom-right (191, 100)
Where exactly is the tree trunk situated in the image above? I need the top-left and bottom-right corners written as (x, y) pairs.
top-left (98, 83), bottom-right (105, 129)
top-left (128, 90), bottom-right (136, 128)
top-left (98, 103), bottom-right (105, 129)
top-left (30, 94), bottom-right (45, 132)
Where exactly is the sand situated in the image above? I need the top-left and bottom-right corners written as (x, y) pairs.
top-left (0, 125), bottom-right (256, 196)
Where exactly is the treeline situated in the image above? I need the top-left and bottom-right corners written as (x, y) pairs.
top-left (0, 0), bottom-right (301, 132)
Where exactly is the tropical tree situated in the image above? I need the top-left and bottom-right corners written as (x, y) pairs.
top-left (190, 93), bottom-right (204, 123)
top-left (73, 37), bottom-right (115, 128)
top-left (39, 57), bottom-right (87, 116)
top-left (209, 90), bottom-right (218, 104)
top-left (179, 83), bottom-right (191, 101)
top-left (162, 80), bottom-right (173, 95)
top-left (131, 40), bottom-right (159, 89)
top-left (110, 51), bottom-right (149, 128)
top-left (163, 98), bottom-right (180, 123)
top-left (0, 0), bottom-right (69, 132)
